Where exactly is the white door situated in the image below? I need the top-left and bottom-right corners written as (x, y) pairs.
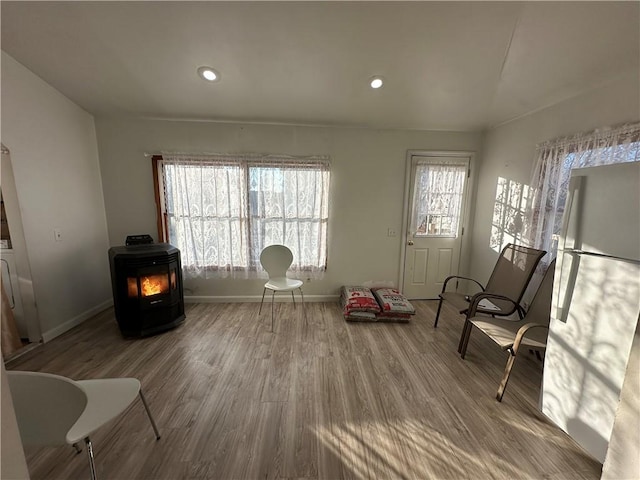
top-left (402, 154), bottom-right (470, 299)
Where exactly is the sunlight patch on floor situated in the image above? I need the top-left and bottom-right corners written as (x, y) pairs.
top-left (313, 417), bottom-right (529, 478)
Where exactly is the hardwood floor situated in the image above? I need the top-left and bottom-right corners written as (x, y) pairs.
top-left (7, 300), bottom-right (602, 479)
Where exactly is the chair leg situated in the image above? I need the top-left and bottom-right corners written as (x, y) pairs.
top-left (73, 442), bottom-right (82, 454)
top-left (259, 288), bottom-right (267, 315)
top-left (459, 321), bottom-right (473, 358)
top-left (300, 288), bottom-right (305, 318)
top-left (496, 348), bottom-right (517, 402)
top-left (458, 315), bottom-right (475, 354)
top-left (457, 320), bottom-right (467, 353)
top-left (271, 290), bottom-right (275, 332)
top-left (291, 291), bottom-right (296, 308)
top-left (434, 297), bottom-right (444, 327)
top-left (139, 390), bottom-right (161, 440)
top-left (84, 437), bottom-right (98, 480)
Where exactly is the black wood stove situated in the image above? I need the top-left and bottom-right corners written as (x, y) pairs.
top-left (108, 237), bottom-right (185, 337)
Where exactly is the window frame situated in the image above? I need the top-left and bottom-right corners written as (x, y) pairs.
top-left (152, 154), bottom-right (330, 274)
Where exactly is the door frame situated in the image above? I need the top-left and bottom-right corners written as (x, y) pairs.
top-left (399, 150), bottom-right (476, 294)
top-left (1, 145), bottom-right (42, 343)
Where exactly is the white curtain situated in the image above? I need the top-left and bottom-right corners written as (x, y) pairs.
top-left (248, 160), bottom-right (330, 276)
top-left (411, 159), bottom-right (467, 237)
top-left (527, 122), bottom-right (640, 259)
top-left (161, 154), bottom-right (329, 279)
top-left (162, 155), bottom-right (248, 278)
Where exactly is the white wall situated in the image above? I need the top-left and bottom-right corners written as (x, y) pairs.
top-left (469, 72), bottom-right (640, 283)
top-left (1, 52), bottom-right (112, 340)
top-left (95, 118), bottom-right (482, 299)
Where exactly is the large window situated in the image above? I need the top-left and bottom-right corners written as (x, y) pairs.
top-left (527, 122), bottom-right (640, 259)
top-left (154, 154), bottom-right (330, 278)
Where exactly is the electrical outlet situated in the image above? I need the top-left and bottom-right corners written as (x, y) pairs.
top-left (53, 228), bottom-right (62, 242)
top-left (387, 228), bottom-right (397, 237)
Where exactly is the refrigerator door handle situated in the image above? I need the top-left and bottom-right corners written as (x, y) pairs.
top-left (553, 176), bottom-right (584, 322)
top-left (559, 176), bottom-right (584, 252)
top-left (554, 251), bottom-right (580, 323)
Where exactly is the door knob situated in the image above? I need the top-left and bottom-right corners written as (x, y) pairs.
top-left (407, 240), bottom-right (414, 246)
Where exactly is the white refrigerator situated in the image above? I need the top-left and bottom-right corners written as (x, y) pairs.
top-left (541, 161), bottom-right (640, 463)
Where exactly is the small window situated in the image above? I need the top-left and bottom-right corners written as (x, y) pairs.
top-left (410, 159), bottom-right (467, 238)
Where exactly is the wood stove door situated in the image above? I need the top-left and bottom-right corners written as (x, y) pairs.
top-left (125, 263), bottom-right (174, 309)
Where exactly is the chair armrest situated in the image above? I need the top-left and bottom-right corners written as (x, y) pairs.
top-left (512, 323), bottom-right (549, 351)
top-left (467, 292), bottom-right (518, 317)
top-left (441, 275), bottom-right (485, 294)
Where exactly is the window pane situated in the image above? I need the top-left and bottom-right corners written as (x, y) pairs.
top-left (249, 164), bottom-right (329, 270)
top-left (163, 162), bottom-right (248, 271)
top-left (412, 163), bottom-right (466, 237)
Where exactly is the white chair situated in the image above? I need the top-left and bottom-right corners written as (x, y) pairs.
top-left (259, 244), bottom-right (304, 332)
top-left (7, 370), bottom-right (161, 480)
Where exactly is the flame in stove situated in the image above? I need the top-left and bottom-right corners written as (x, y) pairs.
top-left (126, 274), bottom-right (170, 298)
top-left (141, 276), bottom-right (166, 297)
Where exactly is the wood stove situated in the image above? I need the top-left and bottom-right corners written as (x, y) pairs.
top-left (108, 242), bottom-right (185, 337)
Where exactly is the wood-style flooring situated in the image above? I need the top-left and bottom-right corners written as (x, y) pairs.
top-left (7, 300), bottom-right (602, 479)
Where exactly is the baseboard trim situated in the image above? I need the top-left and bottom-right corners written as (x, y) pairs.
top-left (3, 341), bottom-right (43, 366)
top-left (185, 294), bottom-right (340, 303)
top-left (41, 299), bottom-right (113, 343)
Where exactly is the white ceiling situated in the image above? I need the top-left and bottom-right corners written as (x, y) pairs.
top-left (1, 1), bottom-right (638, 131)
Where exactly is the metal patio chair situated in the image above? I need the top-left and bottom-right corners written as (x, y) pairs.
top-left (458, 259), bottom-right (555, 401)
top-left (433, 243), bottom-right (546, 354)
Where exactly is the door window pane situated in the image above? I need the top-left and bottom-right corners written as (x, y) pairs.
top-left (411, 162), bottom-right (467, 237)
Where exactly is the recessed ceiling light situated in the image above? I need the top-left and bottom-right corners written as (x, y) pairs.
top-left (369, 76), bottom-right (384, 89)
top-left (197, 66), bottom-right (220, 82)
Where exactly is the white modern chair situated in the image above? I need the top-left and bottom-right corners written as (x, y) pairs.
top-left (7, 370), bottom-right (161, 480)
top-left (259, 244), bottom-right (304, 332)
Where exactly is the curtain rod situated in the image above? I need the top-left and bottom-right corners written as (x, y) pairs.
top-left (144, 151), bottom-right (330, 161)
top-left (536, 121), bottom-right (640, 150)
